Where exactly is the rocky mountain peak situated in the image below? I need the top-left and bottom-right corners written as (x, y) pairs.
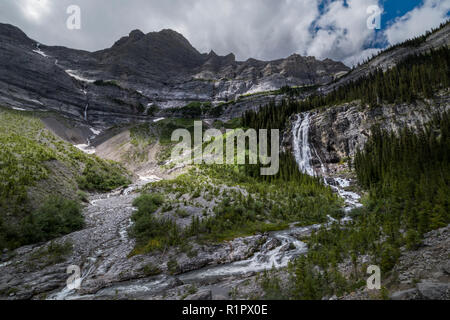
top-left (287, 53), bottom-right (303, 59)
top-left (224, 53), bottom-right (236, 63)
top-left (208, 50), bottom-right (218, 57)
top-left (129, 29), bottom-right (145, 40)
top-left (108, 28), bottom-right (199, 56)
top-left (148, 29), bottom-right (199, 53)
top-left (92, 28), bottom-right (205, 80)
top-left (111, 29), bottom-right (145, 48)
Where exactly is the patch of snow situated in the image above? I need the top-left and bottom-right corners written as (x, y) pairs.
top-left (244, 82), bottom-right (277, 96)
top-left (138, 175), bottom-right (162, 183)
top-left (153, 117), bottom-right (165, 123)
top-left (12, 107), bottom-right (27, 111)
top-left (32, 49), bottom-right (49, 58)
top-left (29, 99), bottom-right (44, 105)
top-left (65, 70), bottom-right (96, 83)
top-left (334, 71), bottom-right (348, 79)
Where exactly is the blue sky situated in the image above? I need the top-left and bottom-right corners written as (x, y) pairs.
top-left (379, 0), bottom-right (448, 48)
top-left (375, 0), bottom-right (440, 46)
top-left (0, 0), bottom-right (449, 66)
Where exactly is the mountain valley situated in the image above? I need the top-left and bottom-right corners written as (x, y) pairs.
top-left (0, 20), bottom-right (449, 301)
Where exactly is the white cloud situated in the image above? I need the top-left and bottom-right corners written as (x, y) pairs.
top-left (159, 0), bottom-right (321, 60)
top-left (16, 0), bottom-right (52, 23)
top-left (385, 0), bottom-right (450, 46)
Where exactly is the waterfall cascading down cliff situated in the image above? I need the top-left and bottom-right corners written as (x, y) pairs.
top-left (292, 112), bottom-right (362, 212)
top-left (293, 113), bottom-right (315, 176)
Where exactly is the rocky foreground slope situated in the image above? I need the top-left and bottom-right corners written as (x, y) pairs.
top-left (339, 225), bottom-right (450, 300)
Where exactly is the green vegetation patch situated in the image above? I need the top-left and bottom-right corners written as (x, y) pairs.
top-left (27, 241), bottom-right (73, 268)
top-left (22, 196), bottom-right (83, 244)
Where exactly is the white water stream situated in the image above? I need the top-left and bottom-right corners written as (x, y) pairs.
top-left (178, 227), bottom-right (311, 284)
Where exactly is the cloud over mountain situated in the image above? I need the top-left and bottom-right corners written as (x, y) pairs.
top-left (0, 0), bottom-right (448, 66)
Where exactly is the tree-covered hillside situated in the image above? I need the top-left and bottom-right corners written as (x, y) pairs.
top-left (355, 112), bottom-right (450, 242)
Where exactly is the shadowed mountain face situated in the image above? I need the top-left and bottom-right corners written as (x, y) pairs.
top-left (0, 23), bottom-right (349, 125)
top-left (91, 29), bottom-right (207, 83)
top-left (71, 28), bottom-right (349, 87)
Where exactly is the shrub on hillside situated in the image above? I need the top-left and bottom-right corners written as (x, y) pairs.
top-left (22, 197), bottom-right (84, 244)
top-left (77, 161), bottom-right (130, 191)
top-left (129, 193), bottom-right (182, 251)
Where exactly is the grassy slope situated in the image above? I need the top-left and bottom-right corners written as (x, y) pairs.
top-left (0, 107), bottom-right (131, 249)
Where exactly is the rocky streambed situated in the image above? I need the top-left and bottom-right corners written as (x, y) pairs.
top-left (0, 166), bottom-right (362, 301)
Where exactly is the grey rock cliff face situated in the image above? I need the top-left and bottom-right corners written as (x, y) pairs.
top-left (0, 23), bottom-right (349, 125)
top-left (0, 24), bottom-right (154, 125)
